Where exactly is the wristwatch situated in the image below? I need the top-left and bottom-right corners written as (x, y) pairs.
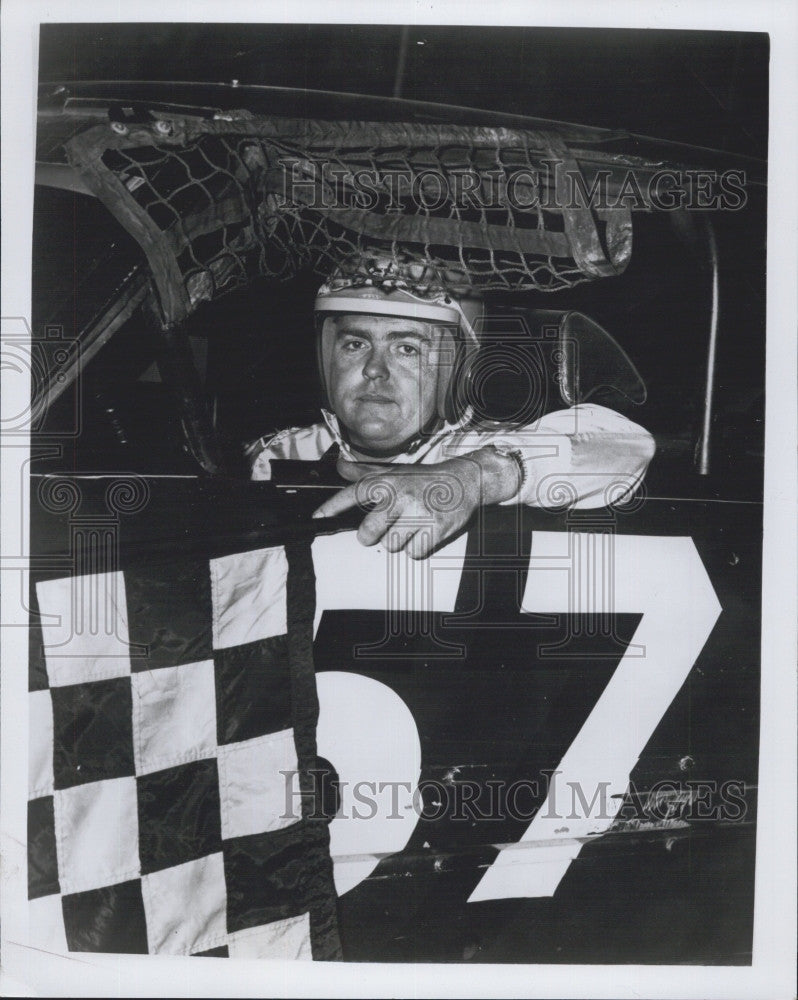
top-left (485, 442), bottom-right (527, 502)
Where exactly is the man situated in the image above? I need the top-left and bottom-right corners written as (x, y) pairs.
top-left (249, 264), bottom-right (655, 559)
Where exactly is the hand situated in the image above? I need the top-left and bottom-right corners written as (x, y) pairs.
top-left (311, 448), bottom-right (520, 559)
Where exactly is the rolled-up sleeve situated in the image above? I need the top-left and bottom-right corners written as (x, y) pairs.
top-left (442, 404), bottom-right (656, 509)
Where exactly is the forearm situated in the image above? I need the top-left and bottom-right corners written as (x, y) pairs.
top-left (442, 404), bottom-right (656, 509)
top-left (515, 433), bottom-right (654, 508)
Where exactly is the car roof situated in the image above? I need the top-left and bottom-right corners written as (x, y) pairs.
top-left (37, 80), bottom-right (765, 182)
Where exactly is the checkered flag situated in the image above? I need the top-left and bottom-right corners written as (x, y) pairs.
top-left (28, 537), bottom-right (341, 960)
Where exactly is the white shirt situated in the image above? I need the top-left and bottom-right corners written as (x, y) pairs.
top-left (249, 405), bottom-right (655, 510)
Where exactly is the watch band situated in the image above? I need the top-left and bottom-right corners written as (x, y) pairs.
top-left (486, 442), bottom-right (527, 499)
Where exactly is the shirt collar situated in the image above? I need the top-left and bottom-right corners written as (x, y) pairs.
top-left (320, 409), bottom-right (350, 455)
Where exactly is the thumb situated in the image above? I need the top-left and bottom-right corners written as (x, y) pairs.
top-left (336, 458), bottom-right (387, 482)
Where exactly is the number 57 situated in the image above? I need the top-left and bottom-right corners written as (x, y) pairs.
top-left (312, 530), bottom-right (721, 900)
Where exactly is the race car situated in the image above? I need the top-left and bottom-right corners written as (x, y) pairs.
top-left (26, 78), bottom-right (765, 964)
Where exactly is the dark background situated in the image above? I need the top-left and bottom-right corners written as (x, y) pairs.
top-left (39, 24), bottom-right (768, 159)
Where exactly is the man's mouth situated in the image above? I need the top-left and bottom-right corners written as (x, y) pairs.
top-left (358, 393), bottom-right (396, 404)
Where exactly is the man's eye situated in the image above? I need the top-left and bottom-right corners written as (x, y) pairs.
top-left (396, 343), bottom-right (420, 357)
top-left (341, 339), bottom-right (366, 352)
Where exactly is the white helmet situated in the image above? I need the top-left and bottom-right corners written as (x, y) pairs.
top-left (314, 257), bottom-right (483, 424)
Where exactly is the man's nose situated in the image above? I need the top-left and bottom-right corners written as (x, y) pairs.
top-left (362, 348), bottom-right (390, 380)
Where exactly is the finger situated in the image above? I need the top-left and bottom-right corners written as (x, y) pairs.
top-left (311, 483), bottom-right (360, 519)
top-left (356, 507), bottom-right (398, 547)
top-left (407, 527), bottom-right (437, 561)
top-left (383, 522), bottom-right (418, 553)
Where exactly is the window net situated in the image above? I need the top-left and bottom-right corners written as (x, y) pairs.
top-left (65, 114), bottom-right (632, 328)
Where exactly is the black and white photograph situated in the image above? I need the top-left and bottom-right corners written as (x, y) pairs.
top-left (1, 3), bottom-right (796, 997)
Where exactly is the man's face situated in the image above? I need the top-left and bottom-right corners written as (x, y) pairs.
top-left (327, 313), bottom-right (441, 456)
